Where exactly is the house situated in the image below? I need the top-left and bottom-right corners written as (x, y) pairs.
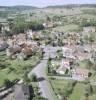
top-left (17, 53), bottom-right (26, 60)
top-left (56, 59), bottom-right (72, 75)
top-left (56, 66), bottom-right (68, 75)
top-left (56, 59), bottom-right (71, 75)
top-left (74, 51), bottom-right (91, 61)
top-left (83, 44), bottom-right (92, 53)
top-left (62, 47), bottom-right (72, 58)
top-left (62, 39), bottom-right (68, 45)
top-left (90, 50), bottom-right (96, 63)
top-left (7, 33), bottom-right (26, 47)
top-left (92, 43), bottom-right (96, 51)
top-left (62, 46), bottom-right (75, 59)
top-left (83, 27), bottom-right (95, 33)
top-left (74, 45), bottom-right (91, 61)
top-left (2, 25), bottom-right (10, 32)
top-left (0, 41), bottom-right (8, 51)
top-left (33, 32), bottom-right (41, 40)
top-left (6, 39), bottom-right (39, 59)
top-left (43, 22), bottom-right (54, 28)
top-left (26, 30), bottom-right (41, 40)
top-left (14, 34), bottom-right (27, 46)
top-left (43, 23), bottom-right (47, 28)
top-left (7, 38), bottom-right (14, 47)
top-left (1, 22), bottom-right (10, 32)
top-left (21, 47), bottom-right (33, 57)
top-left (51, 60), bottom-right (60, 70)
top-left (72, 68), bottom-right (89, 79)
top-left (26, 30), bottom-right (33, 39)
top-left (61, 59), bottom-right (70, 70)
top-left (6, 45), bottom-right (22, 57)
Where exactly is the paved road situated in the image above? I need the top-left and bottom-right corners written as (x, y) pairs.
top-left (28, 46), bottom-right (60, 100)
top-left (50, 76), bottom-right (85, 81)
top-left (2, 93), bottom-right (14, 100)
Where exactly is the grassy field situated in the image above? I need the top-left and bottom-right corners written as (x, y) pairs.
top-left (49, 79), bottom-right (73, 99)
top-left (50, 78), bottom-right (96, 100)
top-left (53, 24), bottom-right (79, 32)
top-left (0, 69), bottom-right (17, 86)
top-left (69, 83), bottom-right (85, 100)
top-left (49, 79), bottom-right (86, 100)
top-left (80, 14), bottom-right (96, 20)
top-left (0, 51), bottom-right (41, 87)
top-left (50, 79), bottom-right (70, 94)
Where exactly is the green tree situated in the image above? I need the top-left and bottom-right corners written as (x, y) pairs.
top-left (23, 72), bottom-right (30, 83)
top-left (85, 84), bottom-right (93, 96)
top-left (0, 24), bottom-right (2, 32)
top-left (4, 79), bottom-right (14, 88)
top-left (30, 74), bottom-right (37, 82)
top-left (7, 18), bottom-right (14, 30)
top-left (46, 16), bottom-right (51, 22)
top-left (33, 96), bottom-right (48, 100)
top-left (11, 17), bottom-right (27, 34)
top-left (27, 21), bottom-right (44, 31)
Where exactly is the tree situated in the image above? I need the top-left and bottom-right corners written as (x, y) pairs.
top-left (85, 84), bottom-right (93, 96)
top-left (92, 51), bottom-right (96, 62)
top-left (27, 21), bottom-right (44, 31)
top-left (4, 30), bottom-right (12, 36)
top-left (0, 24), bottom-right (2, 32)
top-left (11, 17), bottom-right (27, 34)
top-left (61, 95), bottom-right (67, 100)
top-left (33, 96), bottom-right (48, 100)
top-left (7, 18), bottom-right (14, 30)
top-left (84, 93), bottom-right (89, 100)
top-left (80, 18), bottom-right (96, 27)
top-left (88, 34), bottom-right (95, 44)
top-left (46, 16), bottom-right (51, 22)
top-left (4, 79), bottom-right (14, 88)
top-left (23, 72), bottom-right (30, 83)
top-left (30, 74), bottom-right (37, 82)
top-left (84, 59), bottom-right (93, 69)
top-left (52, 70), bottom-right (56, 75)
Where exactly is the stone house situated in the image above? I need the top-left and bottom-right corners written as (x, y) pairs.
top-left (83, 27), bottom-right (95, 33)
top-left (72, 68), bottom-right (90, 79)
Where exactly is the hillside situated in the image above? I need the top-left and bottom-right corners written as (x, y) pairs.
top-left (46, 4), bottom-right (96, 9)
top-left (0, 5), bottom-right (38, 11)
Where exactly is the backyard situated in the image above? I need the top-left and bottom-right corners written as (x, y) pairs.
top-left (0, 51), bottom-right (41, 87)
top-left (49, 78), bottom-right (88, 100)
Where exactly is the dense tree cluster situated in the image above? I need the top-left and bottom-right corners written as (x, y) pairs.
top-left (80, 19), bottom-right (96, 27)
top-left (27, 21), bottom-right (44, 31)
top-left (10, 18), bottom-right (44, 34)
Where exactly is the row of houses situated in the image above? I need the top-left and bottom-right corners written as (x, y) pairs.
top-left (60, 42), bottom-right (95, 77)
top-left (50, 29), bottom-right (96, 80)
top-left (48, 26), bottom-right (96, 80)
top-left (0, 30), bottom-right (42, 59)
top-left (6, 32), bottom-right (40, 59)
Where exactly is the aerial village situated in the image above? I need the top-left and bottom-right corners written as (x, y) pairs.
top-left (0, 5), bottom-right (96, 100)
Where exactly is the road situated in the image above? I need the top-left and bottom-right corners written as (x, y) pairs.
top-left (28, 46), bottom-right (60, 100)
top-left (50, 76), bottom-right (85, 81)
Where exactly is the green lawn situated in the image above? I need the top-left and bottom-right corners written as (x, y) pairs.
top-left (49, 78), bottom-right (74, 97)
top-left (69, 83), bottom-right (85, 100)
top-left (49, 79), bottom-right (86, 100)
top-left (0, 69), bottom-right (17, 86)
top-left (80, 14), bottom-right (96, 20)
top-left (0, 51), bottom-right (41, 87)
top-left (53, 24), bottom-right (79, 32)
top-left (50, 78), bottom-right (96, 100)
